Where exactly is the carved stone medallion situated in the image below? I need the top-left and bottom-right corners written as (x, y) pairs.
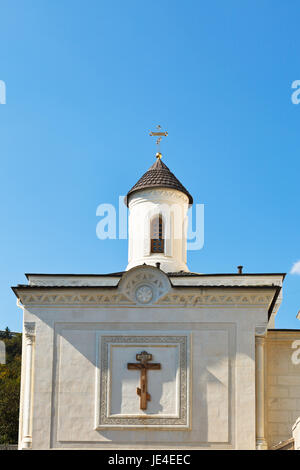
top-left (119, 265), bottom-right (171, 305)
top-left (135, 285), bottom-right (153, 304)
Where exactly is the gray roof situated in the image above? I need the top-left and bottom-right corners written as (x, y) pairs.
top-left (125, 158), bottom-right (193, 206)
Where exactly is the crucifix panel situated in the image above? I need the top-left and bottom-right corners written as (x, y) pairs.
top-left (96, 333), bottom-right (190, 429)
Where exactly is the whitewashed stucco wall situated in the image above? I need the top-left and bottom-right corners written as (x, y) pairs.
top-left (18, 300), bottom-right (270, 449)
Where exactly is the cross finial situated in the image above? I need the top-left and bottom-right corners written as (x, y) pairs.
top-left (149, 125), bottom-right (168, 159)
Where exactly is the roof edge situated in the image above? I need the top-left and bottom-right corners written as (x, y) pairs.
top-left (25, 272), bottom-right (123, 279)
top-left (124, 186), bottom-right (193, 207)
top-left (24, 272), bottom-right (286, 278)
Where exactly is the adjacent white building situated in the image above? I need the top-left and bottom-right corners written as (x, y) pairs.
top-left (12, 154), bottom-right (300, 450)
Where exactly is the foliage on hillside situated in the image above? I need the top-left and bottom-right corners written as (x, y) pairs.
top-left (0, 328), bottom-right (22, 444)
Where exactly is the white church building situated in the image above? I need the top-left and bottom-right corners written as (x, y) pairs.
top-left (13, 153), bottom-right (300, 450)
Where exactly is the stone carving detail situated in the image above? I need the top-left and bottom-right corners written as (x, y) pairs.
top-left (19, 267), bottom-right (281, 310)
top-left (120, 266), bottom-right (171, 304)
top-left (255, 323), bottom-right (268, 336)
top-left (19, 292), bottom-right (133, 306)
top-left (18, 290), bottom-right (273, 307)
top-left (98, 335), bottom-right (188, 428)
top-left (24, 322), bottom-right (36, 345)
top-left (135, 285), bottom-right (153, 304)
top-left (158, 292), bottom-right (273, 306)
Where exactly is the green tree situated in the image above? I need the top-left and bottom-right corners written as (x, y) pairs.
top-left (0, 327), bottom-right (12, 340)
top-left (0, 330), bottom-right (22, 444)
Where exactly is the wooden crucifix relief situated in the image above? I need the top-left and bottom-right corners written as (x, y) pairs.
top-left (127, 351), bottom-right (161, 410)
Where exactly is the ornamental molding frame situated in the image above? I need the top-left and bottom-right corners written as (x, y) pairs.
top-left (16, 289), bottom-right (274, 308)
top-left (157, 291), bottom-right (274, 307)
top-left (18, 291), bottom-right (134, 307)
top-left (95, 333), bottom-right (190, 429)
top-left (128, 188), bottom-right (189, 206)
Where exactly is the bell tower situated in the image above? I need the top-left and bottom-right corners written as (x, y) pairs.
top-left (125, 143), bottom-right (193, 273)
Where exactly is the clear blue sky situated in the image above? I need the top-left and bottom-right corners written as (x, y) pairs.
top-left (0, 0), bottom-right (300, 332)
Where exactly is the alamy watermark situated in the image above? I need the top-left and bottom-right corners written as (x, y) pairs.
top-left (96, 196), bottom-right (204, 251)
top-left (0, 80), bottom-right (6, 104)
top-left (291, 340), bottom-right (300, 365)
top-left (291, 80), bottom-right (300, 104)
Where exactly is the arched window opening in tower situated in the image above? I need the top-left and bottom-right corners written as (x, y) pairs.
top-left (151, 215), bottom-right (164, 253)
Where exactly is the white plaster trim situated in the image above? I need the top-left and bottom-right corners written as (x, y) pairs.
top-left (21, 322), bottom-right (36, 449)
top-left (171, 275), bottom-right (283, 287)
top-left (26, 274), bottom-right (283, 288)
top-left (128, 189), bottom-right (189, 206)
top-left (255, 335), bottom-right (267, 450)
top-left (27, 275), bottom-right (120, 287)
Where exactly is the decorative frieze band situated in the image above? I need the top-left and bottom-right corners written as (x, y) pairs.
top-left (19, 292), bottom-right (134, 306)
top-left (158, 292), bottom-right (274, 307)
top-left (17, 290), bottom-right (274, 307)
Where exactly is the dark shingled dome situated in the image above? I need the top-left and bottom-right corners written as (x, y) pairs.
top-left (125, 157), bottom-right (193, 206)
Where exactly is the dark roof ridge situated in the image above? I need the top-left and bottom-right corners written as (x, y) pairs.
top-left (125, 157), bottom-right (193, 206)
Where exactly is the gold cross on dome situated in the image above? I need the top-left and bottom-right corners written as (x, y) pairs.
top-left (149, 125), bottom-right (168, 157)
